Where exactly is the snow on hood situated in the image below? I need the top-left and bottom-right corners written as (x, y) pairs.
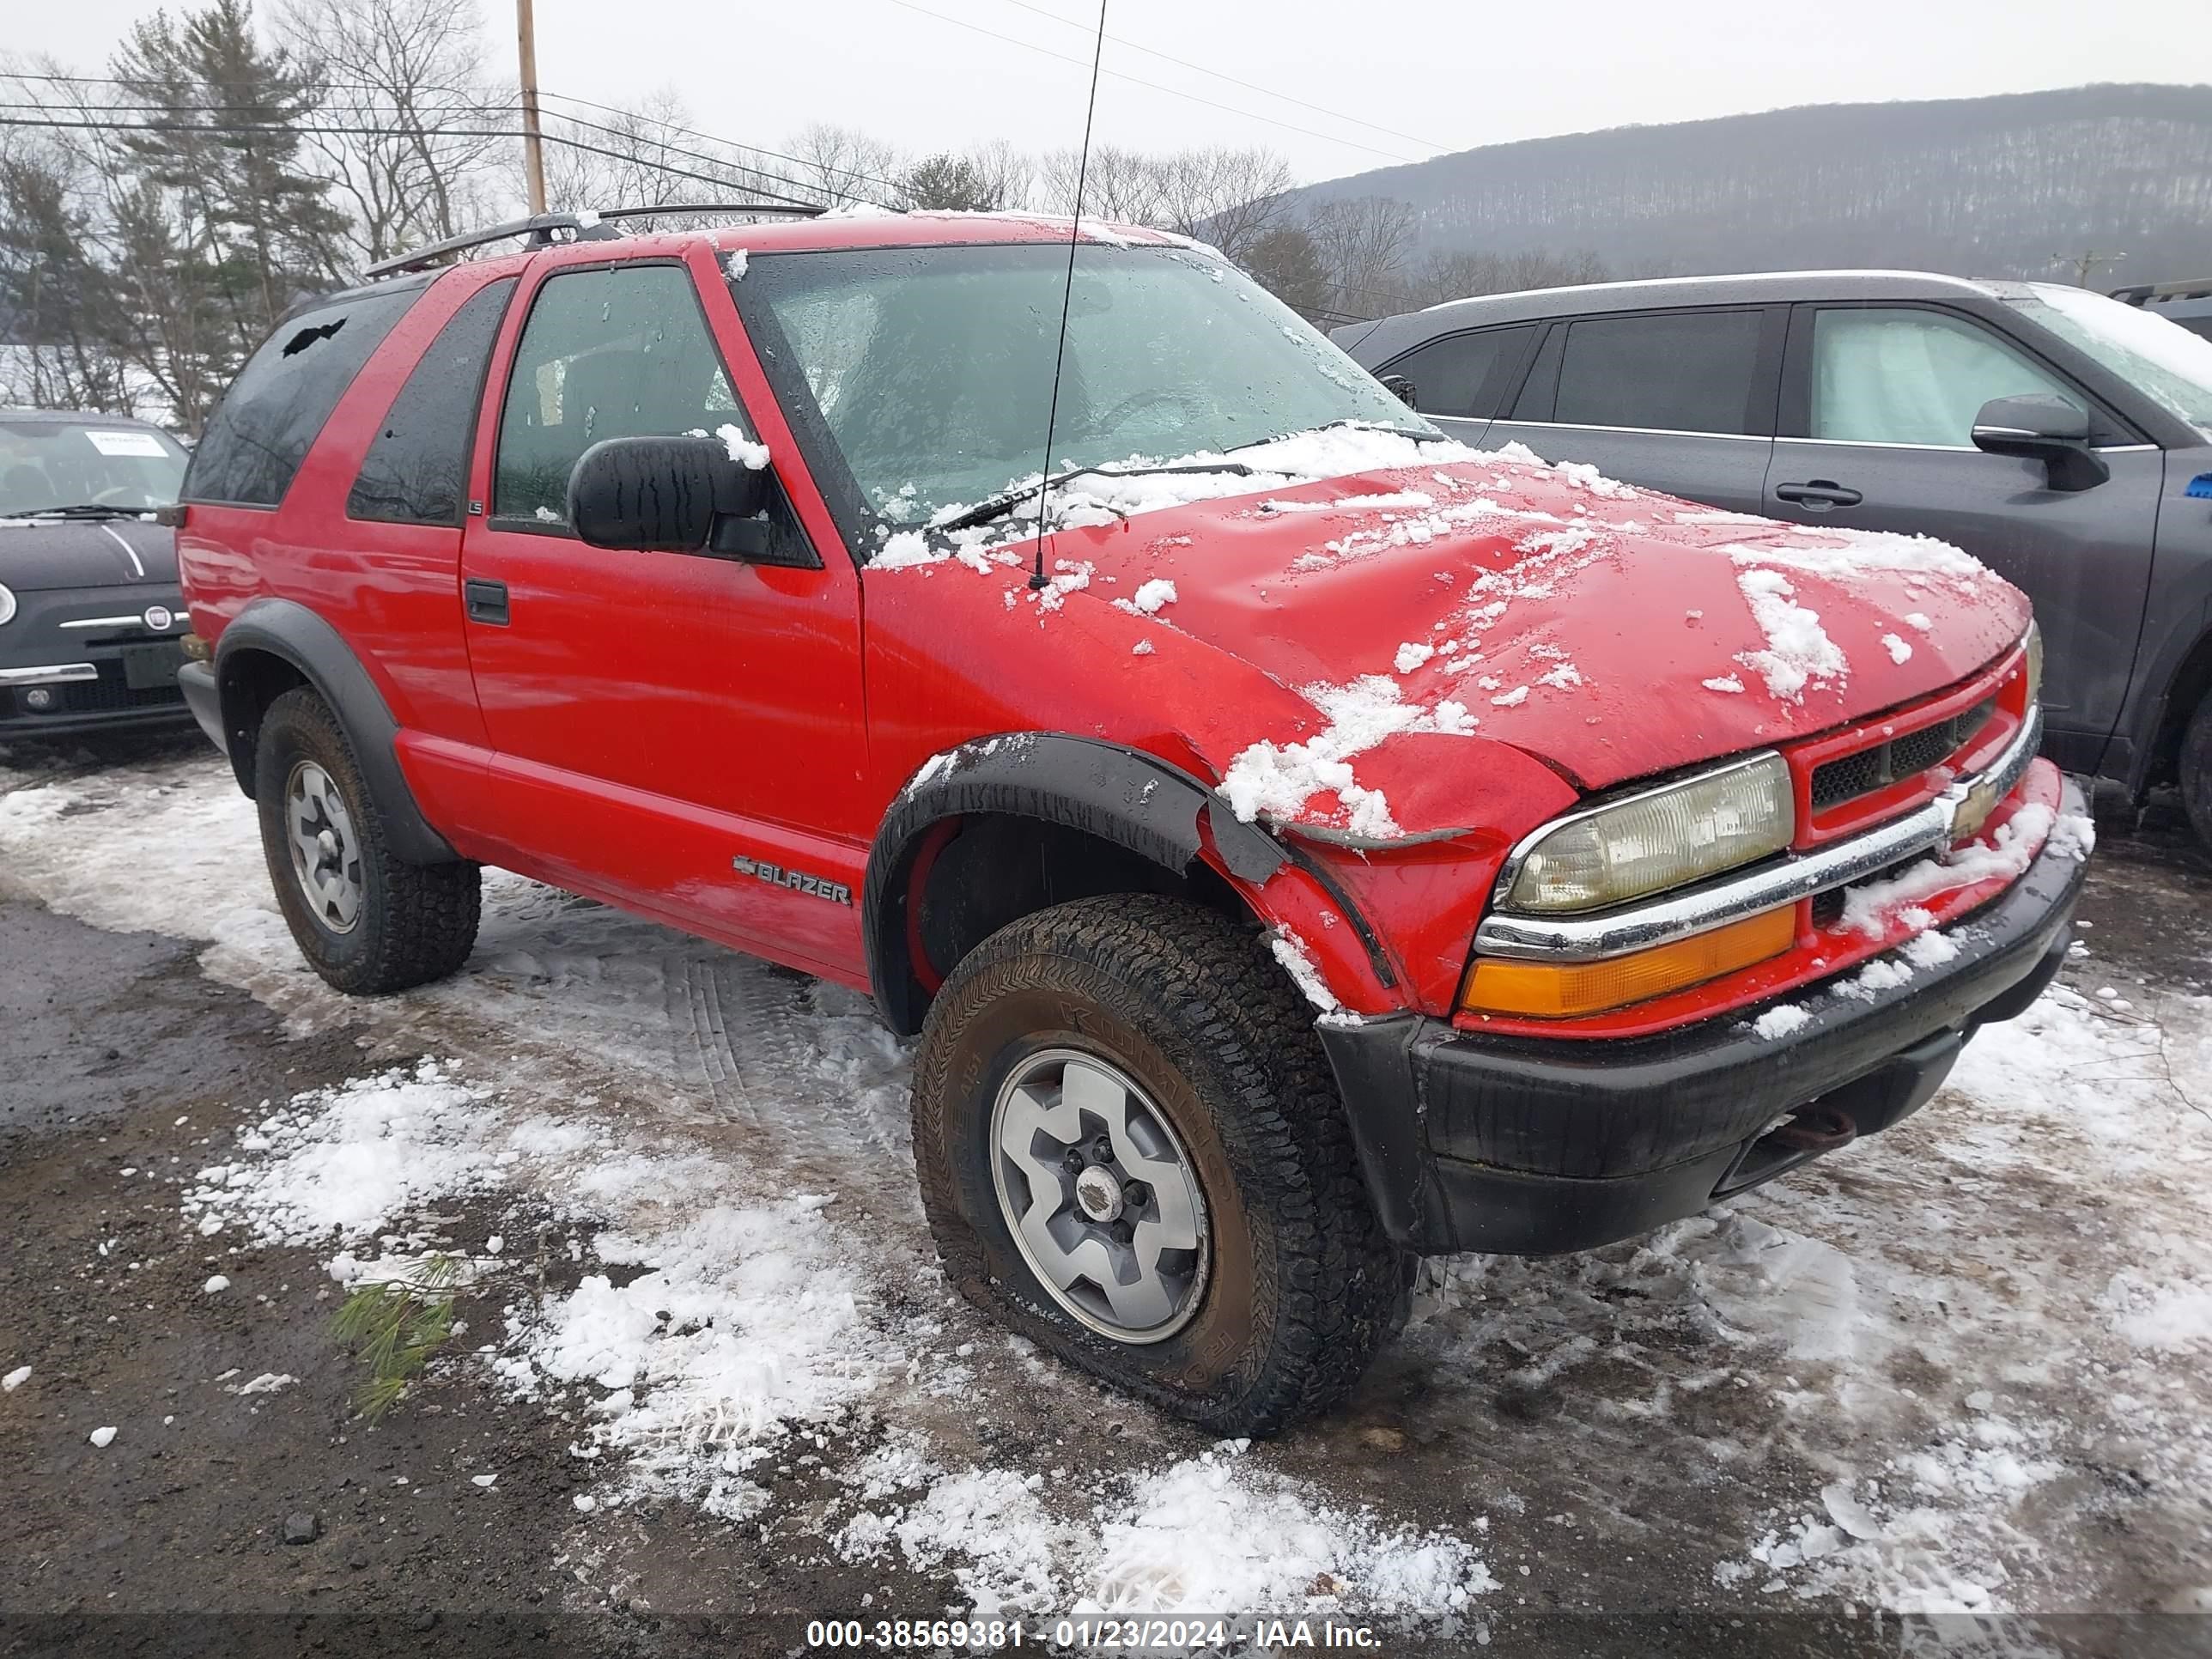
top-left (869, 433), bottom-right (2029, 840)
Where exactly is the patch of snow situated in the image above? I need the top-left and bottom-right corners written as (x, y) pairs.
top-left (1734, 569), bottom-right (1849, 702)
top-left (1881, 633), bottom-right (1913, 665)
top-left (1490, 685), bottom-right (1529, 708)
top-left (1261, 490), bottom-right (1436, 514)
top-left (1704, 675), bottom-right (1746, 694)
top-left (1269, 926), bottom-right (1341, 1015)
top-left (1753, 1005), bottom-right (1813, 1040)
top-left (3, 1365), bottom-right (28, 1391)
top-left (202, 1274), bottom-right (229, 1294)
top-left (1217, 674), bottom-right (1480, 841)
top-left (88, 1426), bottom-right (117, 1448)
top-left (1394, 641), bottom-right (1435, 674)
top-left (714, 424), bottom-right (770, 471)
top-left (1130, 578), bottom-right (1178, 615)
top-left (1130, 640), bottom-right (1154, 656)
top-left (228, 1372), bottom-right (295, 1395)
top-left (1905, 612), bottom-right (1934, 631)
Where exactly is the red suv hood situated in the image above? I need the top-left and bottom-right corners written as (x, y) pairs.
top-left (1034, 453), bottom-right (2027, 817)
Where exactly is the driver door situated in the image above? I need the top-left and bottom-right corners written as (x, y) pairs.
top-left (459, 250), bottom-right (869, 977)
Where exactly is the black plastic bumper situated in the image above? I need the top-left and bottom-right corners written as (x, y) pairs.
top-left (178, 659), bottom-right (225, 753)
top-left (1318, 803), bottom-right (2088, 1255)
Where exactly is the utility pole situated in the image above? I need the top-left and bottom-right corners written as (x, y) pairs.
top-left (516, 0), bottom-right (547, 215)
top-left (2051, 249), bottom-right (2125, 287)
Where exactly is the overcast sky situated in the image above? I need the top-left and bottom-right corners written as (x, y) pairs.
top-left (14, 0), bottom-right (2210, 185)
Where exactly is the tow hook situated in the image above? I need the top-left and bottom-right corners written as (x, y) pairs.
top-left (1769, 1105), bottom-right (1857, 1153)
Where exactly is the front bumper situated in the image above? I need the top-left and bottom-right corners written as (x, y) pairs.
top-left (0, 588), bottom-right (194, 741)
top-left (1319, 781), bottom-right (2087, 1255)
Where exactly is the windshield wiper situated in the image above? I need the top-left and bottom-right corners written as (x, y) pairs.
top-left (929, 460), bottom-right (1257, 535)
top-left (1230, 416), bottom-right (1440, 451)
top-left (0, 503), bottom-right (149, 520)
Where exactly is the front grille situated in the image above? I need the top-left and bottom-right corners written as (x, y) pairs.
top-left (59, 663), bottom-right (185, 714)
top-left (1809, 698), bottom-right (1996, 813)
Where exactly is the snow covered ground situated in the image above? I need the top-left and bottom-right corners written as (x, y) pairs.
top-left (3, 743), bottom-right (2209, 1632)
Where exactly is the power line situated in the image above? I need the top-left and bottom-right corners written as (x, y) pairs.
top-left (877, 0), bottom-right (1431, 165)
top-left (989, 0), bottom-right (1449, 155)
top-left (534, 89), bottom-right (908, 204)
top-left (0, 112), bottom-right (824, 206)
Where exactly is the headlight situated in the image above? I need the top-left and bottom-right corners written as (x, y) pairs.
top-left (0, 583), bottom-right (15, 627)
top-left (2022, 621), bottom-right (2042, 707)
top-left (1500, 752), bottom-right (1795, 914)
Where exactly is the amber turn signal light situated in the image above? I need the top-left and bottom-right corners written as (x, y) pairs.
top-left (1462, 905), bottom-right (1797, 1019)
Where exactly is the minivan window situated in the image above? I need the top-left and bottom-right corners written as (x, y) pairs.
top-left (1811, 308), bottom-right (2081, 447)
top-left (1383, 325), bottom-right (1534, 421)
top-left (492, 263), bottom-right (742, 527)
top-left (2013, 283), bottom-right (2212, 436)
top-left (1550, 310), bottom-right (1765, 435)
top-left (185, 288), bottom-right (416, 507)
top-left (348, 277), bottom-right (516, 526)
top-left (0, 419), bottom-right (188, 514)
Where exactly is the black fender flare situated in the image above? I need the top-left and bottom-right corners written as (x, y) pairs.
top-left (212, 597), bottom-right (459, 866)
top-left (863, 733), bottom-right (1291, 1034)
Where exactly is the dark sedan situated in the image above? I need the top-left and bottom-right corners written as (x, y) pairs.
top-left (1, 409), bottom-right (194, 740)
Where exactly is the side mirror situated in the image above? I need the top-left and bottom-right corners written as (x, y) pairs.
top-left (1970, 396), bottom-right (2109, 493)
top-left (567, 434), bottom-right (788, 560)
top-left (1379, 374), bottom-right (1418, 409)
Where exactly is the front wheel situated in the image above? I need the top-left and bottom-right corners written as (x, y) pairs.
top-left (910, 894), bottom-right (1407, 1436)
top-left (2183, 693), bottom-right (2212, 853)
top-left (253, 687), bottom-right (481, 995)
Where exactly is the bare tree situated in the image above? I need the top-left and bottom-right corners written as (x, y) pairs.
top-left (1037, 143), bottom-right (1165, 224)
top-left (1306, 195), bottom-right (1418, 319)
top-left (275, 0), bottom-right (503, 271)
top-left (1154, 147), bottom-right (1294, 264)
top-left (781, 122), bottom-right (903, 209)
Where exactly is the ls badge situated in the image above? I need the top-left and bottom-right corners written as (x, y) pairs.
top-left (732, 854), bottom-right (853, 906)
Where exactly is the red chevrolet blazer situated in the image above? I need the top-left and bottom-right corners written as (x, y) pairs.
top-left (172, 210), bottom-right (2088, 1434)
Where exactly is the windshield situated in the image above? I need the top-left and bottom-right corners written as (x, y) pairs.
top-left (2013, 283), bottom-right (2212, 437)
top-left (0, 419), bottom-right (189, 514)
top-left (734, 241), bottom-right (1435, 545)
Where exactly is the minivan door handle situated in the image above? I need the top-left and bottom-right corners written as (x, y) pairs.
top-left (464, 579), bottom-right (510, 626)
top-left (1773, 479), bottom-right (1863, 511)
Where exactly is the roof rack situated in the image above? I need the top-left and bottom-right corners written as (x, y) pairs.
top-left (362, 201), bottom-right (828, 281)
top-left (2111, 278), bottom-right (2212, 307)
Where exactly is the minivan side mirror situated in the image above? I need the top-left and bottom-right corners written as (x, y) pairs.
top-left (567, 434), bottom-right (790, 561)
top-left (1379, 374), bottom-right (1418, 409)
top-left (1969, 396), bottom-right (2110, 493)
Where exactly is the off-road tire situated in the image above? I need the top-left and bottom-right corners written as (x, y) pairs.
top-left (254, 687), bottom-right (480, 995)
top-left (912, 893), bottom-right (1407, 1436)
top-left (2183, 693), bottom-right (2212, 854)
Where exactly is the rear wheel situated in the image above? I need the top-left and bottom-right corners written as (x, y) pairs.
top-left (254, 687), bottom-right (480, 994)
top-left (911, 894), bottom-right (1407, 1436)
top-left (2183, 693), bottom-right (2212, 852)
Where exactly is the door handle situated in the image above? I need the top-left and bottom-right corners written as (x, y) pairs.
top-left (1773, 479), bottom-right (1863, 511)
top-left (464, 579), bottom-right (509, 626)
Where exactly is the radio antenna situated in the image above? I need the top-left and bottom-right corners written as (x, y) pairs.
top-left (1030, 0), bottom-right (1109, 591)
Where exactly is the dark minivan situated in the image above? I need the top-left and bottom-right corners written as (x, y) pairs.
top-left (1337, 271), bottom-right (2212, 848)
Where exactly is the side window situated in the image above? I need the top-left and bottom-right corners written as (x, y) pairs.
top-left (347, 277), bottom-right (515, 526)
top-left (1509, 324), bottom-right (1564, 422)
top-left (492, 263), bottom-right (743, 527)
top-left (1810, 308), bottom-right (2084, 447)
top-left (1382, 325), bottom-right (1534, 420)
top-left (1552, 310), bottom-right (1767, 435)
top-left (185, 286), bottom-right (418, 507)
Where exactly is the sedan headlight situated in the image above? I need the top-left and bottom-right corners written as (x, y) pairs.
top-left (1501, 752), bottom-right (1795, 914)
top-left (0, 583), bottom-right (15, 627)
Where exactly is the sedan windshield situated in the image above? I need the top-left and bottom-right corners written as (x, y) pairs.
top-left (0, 419), bottom-right (189, 514)
top-left (2012, 283), bottom-right (2212, 438)
top-left (733, 240), bottom-right (1435, 544)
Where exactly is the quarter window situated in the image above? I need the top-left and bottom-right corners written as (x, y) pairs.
top-left (1382, 325), bottom-right (1534, 420)
top-left (185, 287), bottom-right (417, 507)
top-left (347, 277), bottom-right (515, 526)
top-left (1550, 310), bottom-right (1766, 435)
top-left (1810, 309), bottom-right (2082, 447)
top-left (492, 263), bottom-right (743, 526)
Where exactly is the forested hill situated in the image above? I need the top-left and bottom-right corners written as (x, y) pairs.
top-left (1287, 83), bottom-right (2212, 282)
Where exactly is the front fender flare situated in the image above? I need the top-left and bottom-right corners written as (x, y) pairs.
top-left (863, 733), bottom-right (1291, 1034)
top-left (213, 597), bottom-right (459, 866)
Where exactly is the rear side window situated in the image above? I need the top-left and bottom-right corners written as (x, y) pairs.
top-left (1382, 325), bottom-right (1534, 420)
top-left (185, 287), bottom-right (418, 507)
top-left (1548, 310), bottom-right (1767, 435)
top-left (492, 263), bottom-right (740, 527)
top-left (347, 278), bottom-right (516, 526)
top-left (1809, 309), bottom-right (2082, 447)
